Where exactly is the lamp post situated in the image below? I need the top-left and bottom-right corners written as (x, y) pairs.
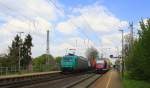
top-left (119, 29), bottom-right (124, 78)
top-left (18, 32), bottom-right (24, 72)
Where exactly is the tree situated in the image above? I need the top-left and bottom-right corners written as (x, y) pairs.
top-left (0, 34), bottom-right (33, 69)
top-left (86, 47), bottom-right (99, 59)
top-left (55, 56), bottom-right (62, 64)
top-left (86, 47), bottom-right (99, 68)
top-left (21, 34), bottom-right (33, 70)
top-left (0, 54), bottom-right (9, 67)
top-left (32, 54), bottom-right (56, 71)
top-left (125, 19), bottom-right (150, 80)
top-left (33, 54), bottom-right (55, 66)
top-left (7, 34), bottom-right (22, 67)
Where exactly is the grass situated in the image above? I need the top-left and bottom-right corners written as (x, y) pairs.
top-left (123, 73), bottom-right (150, 88)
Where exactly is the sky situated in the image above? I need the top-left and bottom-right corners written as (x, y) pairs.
top-left (0, 0), bottom-right (149, 58)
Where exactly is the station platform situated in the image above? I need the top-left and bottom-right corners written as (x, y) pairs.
top-left (0, 71), bottom-right (60, 79)
top-left (90, 69), bottom-right (123, 88)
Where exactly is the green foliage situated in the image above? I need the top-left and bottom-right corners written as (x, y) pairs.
top-left (55, 56), bottom-right (62, 64)
top-left (21, 34), bottom-right (33, 67)
top-left (32, 54), bottom-right (56, 72)
top-left (7, 34), bottom-right (21, 67)
top-left (123, 73), bottom-right (150, 88)
top-left (0, 35), bottom-right (21, 67)
top-left (0, 54), bottom-right (9, 67)
top-left (125, 19), bottom-right (150, 80)
top-left (33, 54), bottom-right (54, 66)
top-left (0, 34), bottom-right (33, 68)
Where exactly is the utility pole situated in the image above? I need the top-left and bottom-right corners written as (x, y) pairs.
top-left (129, 22), bottom-right (134, 46)
top-left (116, 46), bottom-right (120, 57)
top-left (119, 29), bottom-right (124, 78)
top-left (18, 32), bottom-right (24, 72)
top-left (46, 30), bottom-right (50, 65)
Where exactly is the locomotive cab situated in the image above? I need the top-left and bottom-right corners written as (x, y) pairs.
top-left (61, 49), bottom-right (88, 72)
top-left (61, 54), bottom-right (77, 72)
top-left (95, 60), bottom-right (105, 73)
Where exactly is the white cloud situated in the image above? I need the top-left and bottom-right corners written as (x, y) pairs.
top-left (0, 0), bottom-right (61, 57)
top-left (0, 17), bottom-right (52, 35)
top-left (0, 0), bottom-right (62, 21)
top-left (56, 20), bottom-right (76, 34)
top-left (101, 33), bottom-right (121, 46)
top-left (95, 32), bottom-right (123, 58)
top-left (50, 37), bottom-right (95, 57)
top-left (0, 17), bottom-right (53, 56)
top-left (52, 43), bottom-right (74, 55)
top-left (56, 3), bottom-right (128, 34)
top-left (0, 1), bottom-right (129, 58)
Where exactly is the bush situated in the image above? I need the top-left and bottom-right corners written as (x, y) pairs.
top-left (125, 19), bottom-right (150, 81)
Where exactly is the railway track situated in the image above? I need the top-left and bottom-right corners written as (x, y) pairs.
top-left (23, 73), bottom-right (95, 88)
top-left (20, 72), bottom-right (101, 88)
top-left (65, 74), bottom-right (101, 88)
top-left (0, 71), bottom-right (93, 88)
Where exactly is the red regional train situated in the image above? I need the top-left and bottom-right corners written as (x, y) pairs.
top-left (95, 59), bottom-right (111, 73)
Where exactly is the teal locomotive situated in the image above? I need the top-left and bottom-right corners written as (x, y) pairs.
top-left (60, 53), bottom-right (89, 72)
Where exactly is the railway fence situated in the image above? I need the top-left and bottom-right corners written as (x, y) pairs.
top-left (0, 64), bottom-right (60, 76)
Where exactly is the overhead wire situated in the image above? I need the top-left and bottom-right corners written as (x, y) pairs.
top-left (80, 15), bottom-right (101, 41)
top-left (0, 1), bottom-right (39, 36)
top-left (47, 0), bottom-right (95, 48)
